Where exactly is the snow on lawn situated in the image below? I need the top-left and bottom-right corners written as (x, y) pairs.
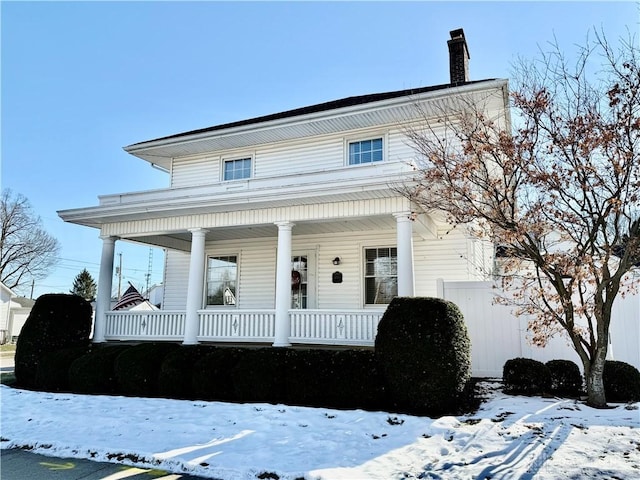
top-left (1, 382), bottom-right (639, 479)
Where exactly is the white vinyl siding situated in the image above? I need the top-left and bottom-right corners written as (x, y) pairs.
top-left (162, 250), bottom-right (190, 310)
top-left (171, 156), bottom-right (219, 188)
top-left (169, 127), bottom-right (416, 188)
top-left (413, 226), bottom-right (476, 297)
top-left (254, 136), bottom-right (344, 178)
top-left (0, 290), bottom-right (10, 332)
top-left (236, 243), bottom-right (277, 308)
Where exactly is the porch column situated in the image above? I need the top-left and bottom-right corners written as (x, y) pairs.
top-left (273, 221), bottom-right (294, 347)
top-left (394, 212), bottom-right (415, 297)
top-left (183, 228), bottom-right (208, 345)
top-left (94, 235), bottom-right (117, 343)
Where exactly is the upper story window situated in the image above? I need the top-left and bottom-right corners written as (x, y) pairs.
top-left (223, 157), bottom-right (252, 181)
top-left (348, 137), bottom-right (383, 165)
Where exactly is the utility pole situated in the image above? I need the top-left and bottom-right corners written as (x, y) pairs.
top-left (116, 253), bottom-right (123, 298)
top-left (145, 248), bottom-right (153, 299)
top-left (30, 279), bottom-right (35, 299)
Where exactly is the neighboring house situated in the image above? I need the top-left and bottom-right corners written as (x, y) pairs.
top-left (145, 284), bottom-right (164, 309)
top-left (58, 30), bottom-right (510, 347)
top-left (0, 283), bottom-right (13, 344)
top-left (0, 283), bottom-right (35, 344)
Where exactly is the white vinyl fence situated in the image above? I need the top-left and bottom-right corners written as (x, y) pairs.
top-left (437, 279), bottom-right (640, 377)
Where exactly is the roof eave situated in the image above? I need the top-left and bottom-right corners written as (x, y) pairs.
top-left (124, 79), bottom-right (507, 166)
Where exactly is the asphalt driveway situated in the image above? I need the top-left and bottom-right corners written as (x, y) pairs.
top-left (0, 449), bottom-right (211, 480)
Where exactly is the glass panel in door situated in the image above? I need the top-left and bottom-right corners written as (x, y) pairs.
top-left (291, 255), bottom-right (308, 309)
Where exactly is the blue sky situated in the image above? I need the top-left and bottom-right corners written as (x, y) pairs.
top-left (1, 1), bottom-right (637, 299)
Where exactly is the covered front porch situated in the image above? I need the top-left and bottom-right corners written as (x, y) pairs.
top-left (104, 308), bottom-right (385, 346)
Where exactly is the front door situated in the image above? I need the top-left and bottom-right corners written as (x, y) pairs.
top-left (291, 255), bottom-right (307, 309)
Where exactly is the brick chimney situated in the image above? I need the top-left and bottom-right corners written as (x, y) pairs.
top-left (447, 28), bottom-right (470, 84)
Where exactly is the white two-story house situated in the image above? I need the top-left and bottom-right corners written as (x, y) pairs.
top-left (59, 30), bottom-right (510, 347)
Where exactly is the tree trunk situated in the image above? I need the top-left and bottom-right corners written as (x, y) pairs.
top-left (585, 350), bottom-right (608, 408)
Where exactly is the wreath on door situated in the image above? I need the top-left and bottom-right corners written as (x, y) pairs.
top-left (291, 270), bottom-right (301, 288)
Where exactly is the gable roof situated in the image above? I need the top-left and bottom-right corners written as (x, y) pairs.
top-left (123, 78), bottom-right (505, 168)
top-left (1, 282), bottom-right (13, 294)
top-left (12, 296), bottom-right (35, 308)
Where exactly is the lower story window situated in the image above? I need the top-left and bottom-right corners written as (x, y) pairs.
top-left (364, 247), bottom-right (397, 305)
top-left (207, 255), bottom-right (237, 305)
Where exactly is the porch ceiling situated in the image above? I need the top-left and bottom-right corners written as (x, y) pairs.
top-left (124, 215), bottom-right (398, 251)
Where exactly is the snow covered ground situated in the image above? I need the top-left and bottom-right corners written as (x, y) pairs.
top-left (1, 382), bottom-right (638, 479)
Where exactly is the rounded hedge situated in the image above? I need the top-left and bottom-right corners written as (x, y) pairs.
top-left (34, 345), bottom-right (91, 392)
top-left (503, 358), bottom-right (551, 396)
top-left (546, 359), bottom-right (583, 397)
top-left (192, 347), bottom-right (243, 401)
top-left (604, 360), bottom-right (640, 402)
top-left (375, 297), bottom-right (471, 415)
top-left (15, 294), bottom-right (92, 388)
top-left (114, 343), bottom-right (180, 397)
top-left (158, 345), bottom-right (218, 399)
top-left (232, 348), bottom-right (292, 404)
top-left (68, 345), bottom-right (132, 394)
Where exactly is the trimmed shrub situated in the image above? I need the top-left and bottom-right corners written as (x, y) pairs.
top-left (321, 349), bottom-right (387, 410)
top-left (546, 359), bottom-right (583, 397)
top-left (15, 294), bottom-right (92, 388)
top-left (34, 345), bottom-right (91, 392)
top-left (285, 349), bottom-right (334, 407)
top-left (68, 345), bottom-right (132, 394)
top-left (603, 360), bottom-right (640, 403)
top-left (232, 348), bottom-right (292, 403)
top-left (158, 345), bottom-right (218, 399)
top-left (503, 358), bottom-right (551, 395)
top-left (375, 297), bottom-right (472, 415)
top-left (192, 347), bottom-right (243, 401)
top-left (114, 343), bottom-right (179, 397)
top-left (288, 349), bottom-right (387, 410)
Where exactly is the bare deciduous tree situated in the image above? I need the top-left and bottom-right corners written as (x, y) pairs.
top-left (0, 189), bottom-right (60, 294)
top-left (403, 31), bottom-right (639, 407)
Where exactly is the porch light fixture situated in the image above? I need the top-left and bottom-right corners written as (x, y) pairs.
top-left (332, 257), bottom-right (341, 265)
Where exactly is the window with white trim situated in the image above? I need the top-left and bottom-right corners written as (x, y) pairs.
top-left (364, 247), bottom-right (397, 304)
top-left (206, 255), bottom-right (238, 306)
top-left (223, 157), bottom-right (252, 181)
top-left (348, 137), bottom-right (383, 165)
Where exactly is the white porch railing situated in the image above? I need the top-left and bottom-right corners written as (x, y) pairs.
top-left (290, 310), bottom-right (384, 346)
top-left (198, 310), bottom-right (275, 342)
top-left (104, 309), bottom-right (384, 345)
top-left (105, 311), bottom-right (185, 341)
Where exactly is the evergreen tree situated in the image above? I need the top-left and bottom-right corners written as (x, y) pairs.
top-left (70, 269), bottom-right (97, 302)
